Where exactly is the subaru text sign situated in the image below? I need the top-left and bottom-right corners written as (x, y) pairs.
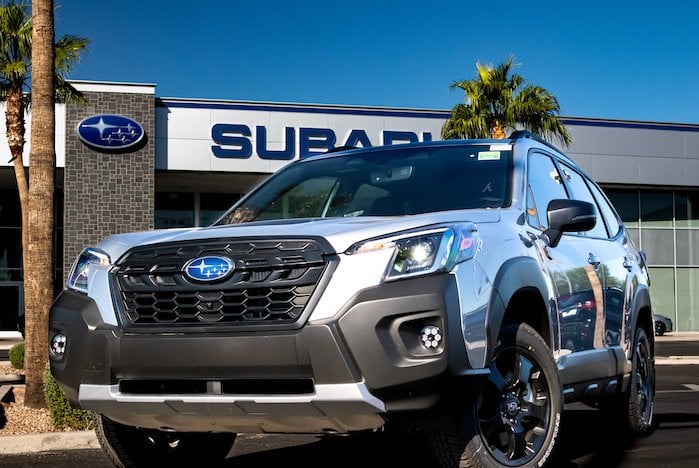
top-left (211, 124), bottom-right (434, 160)
top-left (77, 114), bottom-right (145, 151)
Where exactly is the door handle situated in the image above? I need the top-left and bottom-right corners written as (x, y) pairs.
top-left (588, 253), bottom-right (601, 268)
top-left (623, 257), bottom-right (633, 272)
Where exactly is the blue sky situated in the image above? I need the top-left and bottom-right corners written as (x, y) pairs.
top-left (54, 0), bottom-right (699, 124)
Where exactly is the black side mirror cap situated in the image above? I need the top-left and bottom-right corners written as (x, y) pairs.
top-left (543, 199), bottom-right (596, 248)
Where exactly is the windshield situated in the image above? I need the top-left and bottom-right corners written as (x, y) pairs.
top-left (215, 144), bottom-right (513, 225)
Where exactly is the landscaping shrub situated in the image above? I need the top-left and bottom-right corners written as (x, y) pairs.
top-left (8, 343), bottom-right (24, 370)
top-left (42, 363), bottom-right (94, 430)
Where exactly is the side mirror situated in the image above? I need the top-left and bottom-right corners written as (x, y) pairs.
top-left (543, 199), bottom-right (596, 248)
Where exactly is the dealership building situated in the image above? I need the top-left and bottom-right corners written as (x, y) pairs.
top-left (1, 80), bottom-right (698, 332)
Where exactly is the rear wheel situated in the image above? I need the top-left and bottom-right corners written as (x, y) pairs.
top-left (625, 327), bottom-right (656, 434)
top-left (600, 326), bottom-right (656, 436)
top-left (94, 414), bottom-right (236, 468)
top-left (427, 322), bottom-right (562, 467)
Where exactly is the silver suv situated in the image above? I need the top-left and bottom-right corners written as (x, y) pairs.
top-left (50, 131), bottom-right (656, 467)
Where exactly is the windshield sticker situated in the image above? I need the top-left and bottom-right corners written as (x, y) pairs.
top-left (478, 151), bottom-right (501, 161)
top-left (489, 144), bottom-right (512, 151)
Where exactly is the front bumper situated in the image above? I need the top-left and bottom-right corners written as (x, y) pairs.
top-left (49, 275), bottom-right (485, 433)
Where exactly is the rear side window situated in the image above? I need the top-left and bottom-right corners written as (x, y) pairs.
top-left (559, 163), bottom-right (608, 239)
top-left (587, 180), bottom-right (622, 238)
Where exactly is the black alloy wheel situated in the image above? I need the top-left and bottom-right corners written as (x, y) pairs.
top-left (477, 335), bottom-right (554, 465)
top-left (630, 327), bottom-right (655, 431)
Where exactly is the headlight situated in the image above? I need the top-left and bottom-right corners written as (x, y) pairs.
top-left (348, 224), bottom-right (479, 281)
top-left (66, 247), bottom-right (111, 294)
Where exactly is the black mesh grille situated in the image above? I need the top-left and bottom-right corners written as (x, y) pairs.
top-left (114, 238), bottom-right (331, 329)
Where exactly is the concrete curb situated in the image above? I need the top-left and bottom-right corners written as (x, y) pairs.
top-left (656, 356), bottom-right (699, 365)
top-left (0, 430), bottom-right (99, 454)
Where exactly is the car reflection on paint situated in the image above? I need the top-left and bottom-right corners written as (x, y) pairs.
top-left (559, 288), bottom-right (624, 352)
top-left (559, 290), bottom-right (597, 352)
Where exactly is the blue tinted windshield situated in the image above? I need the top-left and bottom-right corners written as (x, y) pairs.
top-left (215, 144), bottom-right (513, 225)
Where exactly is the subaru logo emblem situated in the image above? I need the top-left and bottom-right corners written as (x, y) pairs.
top-left (184, 256), bottom-right (234, 282)
top-left (76, 114), bottom-right (145, 150)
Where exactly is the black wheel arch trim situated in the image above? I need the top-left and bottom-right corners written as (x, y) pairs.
top-left (486, 256), bottom-right (552, 363)
top-left (628, 285), bottom-right (654, 357)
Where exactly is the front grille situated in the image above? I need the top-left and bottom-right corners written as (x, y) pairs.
top-left (114, 238), bottom-right (332, 329)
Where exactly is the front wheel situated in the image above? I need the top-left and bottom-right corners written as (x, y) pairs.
top-left (427, 322), bottom-right (562, 467)
top-left (94, 414), bottom-right (236, 468)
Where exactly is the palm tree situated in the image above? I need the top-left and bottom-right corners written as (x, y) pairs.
top-left (0, 0), bottom-right (88, 407)
top-left (441, 56), bottom-right (572, 147)
top-left (24, 0), bottom-right (55, 409)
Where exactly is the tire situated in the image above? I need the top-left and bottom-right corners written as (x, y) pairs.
top-left (624, 327), bottom-right (656, 434)
top-left (427, 322), bottom-right (562, 467)
top-left (655, 321), bottom-right (666, 336)
top-left (94, 414), bottom-right (236, 468)
top-left (600, 326), bottom-right (656, 437)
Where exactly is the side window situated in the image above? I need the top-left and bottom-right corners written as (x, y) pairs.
top-left (526, 152), bottom-right (568, 229)
top-left (558, 163), bottom-right (608, 238)
top-left (588, 180), bottom-right (621, 238)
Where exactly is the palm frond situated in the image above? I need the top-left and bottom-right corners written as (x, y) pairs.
top-left (55, 77), bottom-right (86, 105)
top-left (0, 3), bottom-right (89, 106)
top-left (441, 103), bottom-right (491, 140)
top-left (0, 2), bottom-right (32, 80)
top-left (55, 34), bottom-right (90, 76)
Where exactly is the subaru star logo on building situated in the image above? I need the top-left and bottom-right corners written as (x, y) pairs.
top-left (184, 256), bottom-right (234, 282)
top-left (76, 114), bottom-right (145, 150)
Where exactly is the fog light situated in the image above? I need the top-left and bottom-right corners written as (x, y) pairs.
top-left (420, 325), bottom-right (442, 349)
top-left (51, 333), bottom-right (67, 357)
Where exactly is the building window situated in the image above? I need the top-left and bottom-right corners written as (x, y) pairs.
top-left (605, 189), bottom-right (638, 227)
top-left (677, 268), bottom-right (699, 331)
top-left (640, 191), bottom-right (673, 228)
top-left (199, 193), bottom-right (240, 227)
top-left (604, 187), bottom-right (699, 331)
top-left (155, 192), bottom-right (194, 229)
top-left (0, 227), bottom-right (22, 281)
top-left (641, 229), bottom-right (674, 266)
top-left (649, 267), bottom-right (676, 325)
top-left (676, 192), bottom-right (699, 228)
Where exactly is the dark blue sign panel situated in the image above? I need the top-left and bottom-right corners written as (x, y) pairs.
top-left (77, 114), bottom-right (145, 150)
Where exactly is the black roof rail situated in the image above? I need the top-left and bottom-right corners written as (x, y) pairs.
top-left (300, 145), bottom-right (358, 159)
top-left (508, 130), bottom-right (561, 152)
top-left (325, 145), bottom-right (357, 154)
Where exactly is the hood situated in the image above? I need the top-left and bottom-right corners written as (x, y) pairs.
top-left (96, 210), bottom-right (502, 262)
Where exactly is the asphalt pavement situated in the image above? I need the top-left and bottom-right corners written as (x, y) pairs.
top-left (0, 330), bottom-right (697, 457)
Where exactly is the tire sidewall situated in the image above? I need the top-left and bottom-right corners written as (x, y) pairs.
top-left (461, 323), bottom-right (562, 468)
top-left (628, 327), bottom-right (655, 434)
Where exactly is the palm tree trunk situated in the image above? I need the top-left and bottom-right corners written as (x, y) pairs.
top-left (5, 84), bottom-right (29, 252)
top-left (491, 122), bottom-right (507, 139)
top-left (24, 0), bottom-right (56, 409)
